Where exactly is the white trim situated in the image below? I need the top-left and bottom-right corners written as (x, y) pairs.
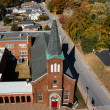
top-left (48, 89), bottom-right (63, 91)
top-left (32, 73), bottom-right (47, 82)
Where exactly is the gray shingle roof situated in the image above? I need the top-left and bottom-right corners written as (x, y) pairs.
top-left (47, 19), bottom-right (61, 56)
top-left (24, 24), bottom-right (41, 29)
top-left (31, 33), bottom-right (50, 81)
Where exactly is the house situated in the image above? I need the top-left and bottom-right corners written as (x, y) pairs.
top-left (0, 17), bottom-right (76, 109)
top-left (13, 8), bottom-right (19, 13)
top-left (21, 21), bottom-right (34, 29)
top-left (18, 8), bottom-right (26, 14)
top-left (29, 11), bottom-right (40, 20)
top-left (0, 32), bottom-right (31, 64)
top-left (23, 24), bottom-right (41, 31)
top-left (26, 9), bottom-right (32, 15)
top-left (21, 1), bottom-right (37, 9)
top-left (0, 47), bottom-right (7, 81)
top-left (13, 8), bottom-right (26, 14)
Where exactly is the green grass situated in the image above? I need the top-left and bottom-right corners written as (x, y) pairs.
top-left (74, 86), bottom-right (87, 109)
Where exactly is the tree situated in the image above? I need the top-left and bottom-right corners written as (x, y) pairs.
top-left (59, 14), bottom-right (65, 24)
top-left (3, 16), bottom-right (11, 24)
top-left (11, 23), bottom-right (19, 31)
top-left (38, 14), bottom-right (48, 21)
top-left (51, 0), bottom-right (68, 14)
top-left (47, 1), bottom-right (52, 12)
top-left (0, 1), bottom-right (6, 19)
top-left (44, 25), bottom-right (51, 30)
top-left (81, 26), bottom-right (99, 53)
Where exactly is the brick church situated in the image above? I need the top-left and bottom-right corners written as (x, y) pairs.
top-left (31, 16), bottom-right (76, 109)
top-left (0, 16), bottom-right (76, 109)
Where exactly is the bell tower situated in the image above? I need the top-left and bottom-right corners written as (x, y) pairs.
top-left (46, 16), bottom-right (64, 90)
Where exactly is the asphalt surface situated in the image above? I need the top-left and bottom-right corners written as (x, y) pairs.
top-left (96, 50), bottom-right (110, 66)
top-left (40, 3), bottom-right (110, 110)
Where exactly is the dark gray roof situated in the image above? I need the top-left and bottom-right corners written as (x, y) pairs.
top-left (22, 21), bottom-right (34, 25)
top-left (47, 18), bottom-right (61, 56)
top-left (26, 9), bottom-right (32, 15)
top-left (0, 32), bottom-right (43, 41)
top-left (31, 33), bottom-right (50, 81)
top-left (24, 24), bottom-right (41, 29)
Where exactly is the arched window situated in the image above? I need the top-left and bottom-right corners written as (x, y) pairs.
top-left (57, 64), bottom-right (60, 72)
top-left (16, 96), bottom-right (20, 103)
top-left (10, 96), bottom-right (14, 103)
top-left (5, 97), bottom-right (9, 103)
top-left (27, 96), bottom-right (31, 102)
top-left (51, 64), bottom-right (53, 72)
top-left (0, 97), bottom-right (3, 104)
top-left (21, 96), bottom-right (25, 103)
top-left (54, 63), bottom-right (57, 72)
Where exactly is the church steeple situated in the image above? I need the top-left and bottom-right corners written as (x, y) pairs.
top-left (47, 16), bottom-right (62, 56)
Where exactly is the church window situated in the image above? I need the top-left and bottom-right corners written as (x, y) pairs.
top-left (65, 91), bottom-right (69, 100)
top-left (51, 64), bottom-right (53, 72)
top-left (53, 80), bottom-right (58, 84)
top-left (38, 92), bottom-right (43, 101)
top-left (54, 63), bottom-right (57, 72)
top-left (58, 64), bottom-right (60, 72)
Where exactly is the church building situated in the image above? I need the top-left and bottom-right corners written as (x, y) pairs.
top-left (31, 16), bottom-right (76, 109)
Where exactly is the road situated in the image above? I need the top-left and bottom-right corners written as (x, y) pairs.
top-left (40, 3), bottom-right (110, 110)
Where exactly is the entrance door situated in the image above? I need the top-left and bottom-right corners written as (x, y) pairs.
top-left (52, 98), bottom-right (58, 108)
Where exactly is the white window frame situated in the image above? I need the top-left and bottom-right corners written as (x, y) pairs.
top-left (51, 64), bottom-right (53, 72)
top-left (19, 51), bottom-right (27, 55)
top-left (38, 92), bottom-right (43, 101)
top-left (18, 44), bottom-right (26, 48)
top-left (6, 44), bottom-right (14, 48)
top-left (57, 64), bottom-right (60, 72)
top-left (64, 91), bottom-right (69, 100)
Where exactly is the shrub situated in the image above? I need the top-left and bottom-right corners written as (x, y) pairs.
top-left (3, 16), bottom-right (11, 24)
top-left (11, 23), bottom-right (19, 31)
top-left (38, 14), bottom-right (48, 21)
top-left (44, 25), bottom-right (50, 30)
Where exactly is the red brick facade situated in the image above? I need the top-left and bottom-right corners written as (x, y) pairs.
top-left (0, 36), bottom-right (31, 65)
top-left (32, 57), bottom-right (76, 109)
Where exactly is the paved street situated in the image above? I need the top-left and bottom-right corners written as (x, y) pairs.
top-left (39, 3), bottom-right (110, 110)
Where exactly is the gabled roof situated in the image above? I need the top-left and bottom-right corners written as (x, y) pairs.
top-left (24, 24), bottom-right (41, 29)
top-left (31, 33), bottom-right (50, 81)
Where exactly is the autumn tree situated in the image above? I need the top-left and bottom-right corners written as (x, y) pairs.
top-left (59, 14), bottom-right (65, 24)
top-left (51, 0), bottom-right (69, 14)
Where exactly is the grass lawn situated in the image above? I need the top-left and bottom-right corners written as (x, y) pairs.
top-left (74, 86), bottom-right (87, 109)
top-left (15, 61), bottom-right (31, 79)
top-left (85, 53), bottom-right (110, 92)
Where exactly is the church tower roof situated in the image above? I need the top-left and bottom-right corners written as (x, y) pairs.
top-left (46, 16), bottom-right (64, 60)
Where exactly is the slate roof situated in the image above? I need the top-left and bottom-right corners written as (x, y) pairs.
top-left (31, 17), bottom-right (75, 81)
top-left (47, 16), bottom-right (62, 56)
top-left (31, 33), bottom-right (50, 81)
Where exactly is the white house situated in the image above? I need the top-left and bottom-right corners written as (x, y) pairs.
top-left (13, 8), bottom-right (26, 14)
top-left (13, 8), bottom-right (19, 13)
top-left (29, 11), bottom-right (40, 20)
top-left (18, 8), bottom-right (26, 14)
